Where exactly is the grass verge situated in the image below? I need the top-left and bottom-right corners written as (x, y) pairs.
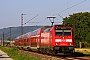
top-left (0, 46), bottom-right (40, 60)
top-left (75, 48), bottom-right (90, 55)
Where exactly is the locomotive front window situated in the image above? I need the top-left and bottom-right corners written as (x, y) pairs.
top-left (55, 28), bottom-right (71, 36)
top-left (64, 30), bottom-right (71, 36)
top-left (55, 30), bottom-right (63, 36)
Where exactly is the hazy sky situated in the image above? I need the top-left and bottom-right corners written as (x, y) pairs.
top-left (0, 0), bottom-right (89, 29)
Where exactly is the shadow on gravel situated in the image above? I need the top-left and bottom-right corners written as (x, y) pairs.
top-left (55, 52), bottom-right (90, 57)
top-left (73, 52), bottom-right (90, 56)
top-left (72, 52), bottom-right (85, 57)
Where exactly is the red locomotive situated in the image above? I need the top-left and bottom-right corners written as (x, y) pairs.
top-left (15, 25), bottom-right (74, 55)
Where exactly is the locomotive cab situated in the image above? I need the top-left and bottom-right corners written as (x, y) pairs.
top-left (51, 25), bottom-right (74, 54)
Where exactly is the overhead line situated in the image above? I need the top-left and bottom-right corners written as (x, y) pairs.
top-left (57, 0), bottom-right (87, 15)
top-left (27, 0), bottom-right (78, 26)
top-left (24, 14), bottom-right (38, 25)
top-left (25, 0), bottom-right (87, 26)
top-left (34, 18), bottom-right (47, 26)
top-left (36, 0), bottom-right (87, 26)
top-left (42, 0), bottom-right (72, 15)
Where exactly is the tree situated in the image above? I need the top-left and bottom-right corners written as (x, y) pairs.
top-left (63, 12), bottom-right (90, 48)
top-left (7, 37), bottom-right (11, 41)
top-left (84, 32), bottom-right (90, 47)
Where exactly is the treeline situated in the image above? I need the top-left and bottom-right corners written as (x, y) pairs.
top-left (63, 12), bottom-right (90, 48)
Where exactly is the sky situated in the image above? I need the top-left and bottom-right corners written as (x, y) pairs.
top-left (0, 0), bottom-right (90, 29)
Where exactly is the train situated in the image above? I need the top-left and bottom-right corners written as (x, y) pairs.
top-left (15, 25), bottom-right (75, 55)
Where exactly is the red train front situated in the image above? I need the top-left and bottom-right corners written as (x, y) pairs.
top-left (40, 25), bottom-right (74, 55)
top-left (53, 25), bottom-right (74, 54)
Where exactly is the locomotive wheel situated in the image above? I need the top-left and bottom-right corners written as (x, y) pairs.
top-left (55, 51), bottom-right (57, 54)
top-left (29, 49), bottom-right (32, 52)
top-left (73, 49), bottom-right (75, 53)
top-left (51, 50), bottom-right (56, 56)
top-left (44, 49), bottom-right (47, 54)
top-left (46, 49), bottom-right (50, 55)
top-left (71, 50), bottom-right (75, 54)
top-left (40, 48), bottom-right (43, 54)
top-left (52, 51), bottom-right (55, 56)
top-left (37, 48), bottom-right (40, 53)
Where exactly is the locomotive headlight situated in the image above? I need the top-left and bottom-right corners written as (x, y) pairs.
top-left (55, 39), bottom-right (61, 42)
top-left (70, 43), bottom-right (71, 45)
top-left (56, 43), bottom-right (58, 45)
top-left (66, 39), bottom-right (72, 42)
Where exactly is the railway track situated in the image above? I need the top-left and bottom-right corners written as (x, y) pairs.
top-left (20, 50), bottom-right (90, 60)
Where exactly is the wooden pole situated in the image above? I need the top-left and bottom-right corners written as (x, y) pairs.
top-left (2, 32), bottom-right (4, 46)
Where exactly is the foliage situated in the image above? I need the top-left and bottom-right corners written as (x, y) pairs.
top-left (85, 32), bottom-right (90, 43)
top-left (63, 12), bottom-right (90, 48)
top-left (0, 46), bottom-right (39, 60)
top-left (82, 41), bottom-right (90, 48)
top-left (7, 37), bottom-right (11, 41)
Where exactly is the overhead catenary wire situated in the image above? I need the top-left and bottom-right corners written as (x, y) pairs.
top-left (35, 0), bottom-right (87, 26)
top-left (42, 0), bottom-right (73, 15)
top-left (24, 0), bottom-right (87, 26)
top-left (34, 17), bottom-right (47, 26)
top-left (58, 14), bottom-right (64, 19)
top-left (56, 0), bottom-right (87, 15)
top-left (30, 0), bottom-right (73, 25)
top-left (18, 0), bottom-right (74, 27)
top-left (53, 0), bottom-right (87, 21)
top-left (24, 14), bottom-right (38, 25)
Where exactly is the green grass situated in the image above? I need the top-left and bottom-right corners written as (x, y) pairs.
top-left (75, 48), bottom-right (90, 55)
top-left (0, 46), bottom-right (40, 60)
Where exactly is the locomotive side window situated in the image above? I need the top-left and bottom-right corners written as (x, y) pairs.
top-left (55, 28), bottom-right (71, 36)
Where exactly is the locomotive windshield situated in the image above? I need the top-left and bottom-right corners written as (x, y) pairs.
top-left (55, 28), bottom-right (71, 36)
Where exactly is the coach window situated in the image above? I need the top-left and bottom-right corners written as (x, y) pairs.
top-left (24, 43), bottom-right (26, 46)
top-left (19, 43), bottom-right (20, 46)
top-left (27, 38), bottom-right (29, 42)
top-left (21, 39), bottom-right (23, 42)
top-left (43, 28), bottom-right (50, 32)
